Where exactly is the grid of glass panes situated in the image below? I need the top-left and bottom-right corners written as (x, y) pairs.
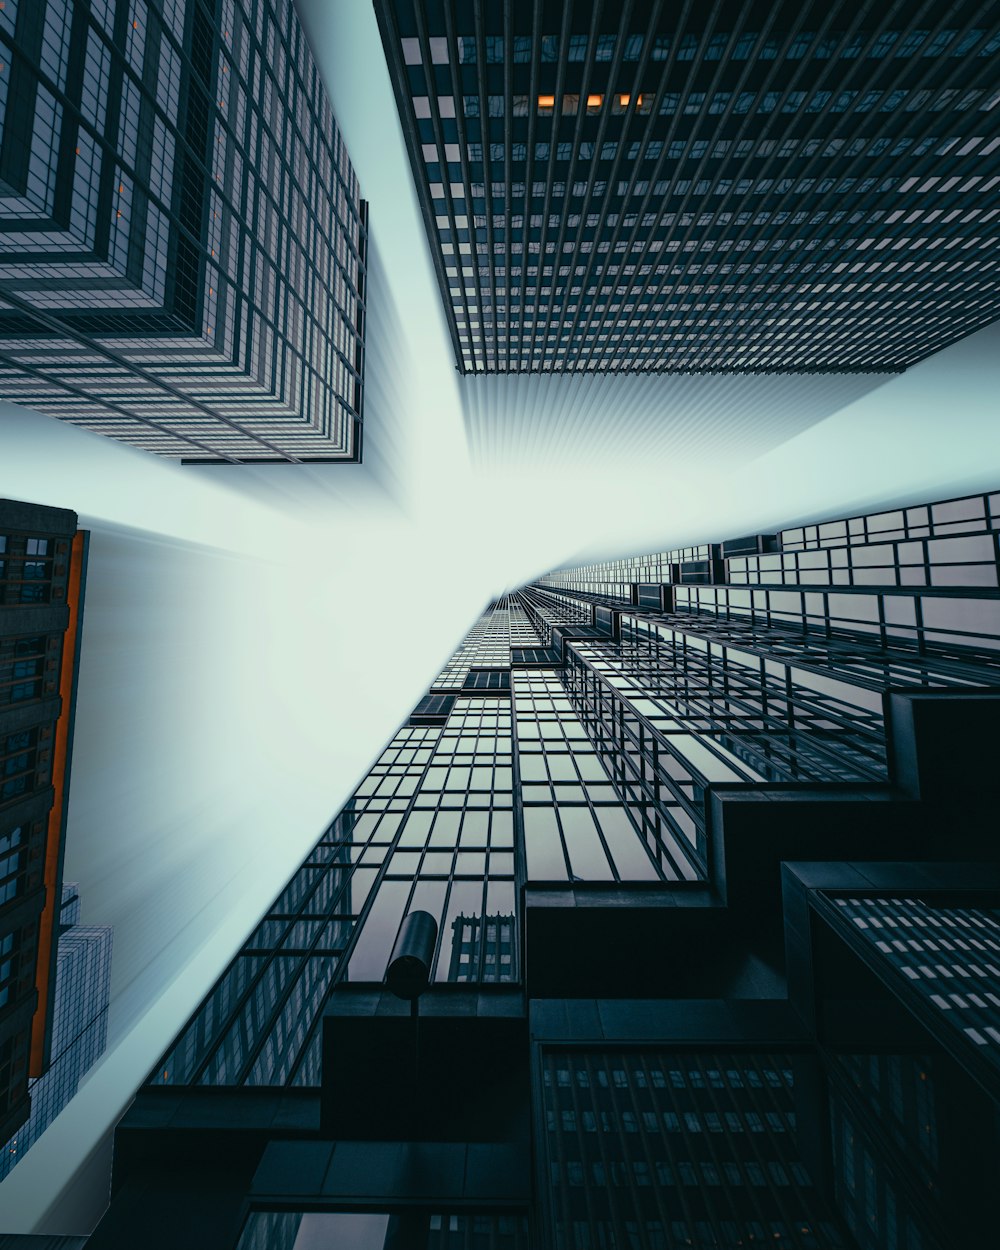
top-left (434, 603), bottom-right (543, 689)
top-left (0, 814), bottom-right (44, 910)
top-left (541, 1049), bottom-right (850, 1250)
top-left (349, 695), bottom-right (517, 986)
top-left (150, 686), bottom-right (524, 1089)
top-left (780, 493), bottom-right (1000, 553)
top-left (0, 825), bottom-right (26, 909)
top-left (828, 1051), bottom-right (939, 1198)
top-left (654, 584), bottom-right (1000, 695)
top-left (729, 532), bottom-right (999, 592)
top-left (555, 625), bottom-right (892, 872)
top-left (0, 635), bottom-right (57, 709)
top-left (0, 728), bottom-right (43, 807)
top-left (673, 583), bottom-right (1000, 665)
top-left (518, 586), bottom-right (591, 640)
top-left (0, 536), bottom-right (54, 605)
top-left (540, 546), bottom-right (714, 602)
top-left (385, 1), bottom-right (1000, 374)
top-left (513, 670), bottom-right (664, 883)
top-left (0, 0), bottom-right (367, 461)
top-left (826, 1056), bottom-right (947, 1250)
top-left (827, 894), bottom-right (1000, 1076)
top-left (559, 649), bottom-right (711, 877)
top-left (150, 723), bottom-right (442, 1089)
top-left (573, 617), bottom-right (888, 786)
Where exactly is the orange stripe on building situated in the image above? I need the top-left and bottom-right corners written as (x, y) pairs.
top-left (29, 530), bottom-right (85, 1077)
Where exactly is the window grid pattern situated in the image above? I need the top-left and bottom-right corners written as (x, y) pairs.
top-left (0, 635), bottom-right (58, 708)
top-left (829, 1051), bottom-right (939, 1198)
top-left (518, 586), bottom-right (592, 647)
top-left (377, 0), bottom-right (1000, 374)
top-left (562, 618), bottom-right (888, 870)
top-left (150, 721), bottom-right (441, 1089)
top-left (0, 535), bottom-right (63, 606)
top-left (539, 489), bottom-right (1000, 677)
top-left (364, 694), bottom-right (517, 987)
top-left (541, 545), bottom-right (715, 603)
top-left (671, 586), bottom-right (1000, 667)
top-left (829, 894), bottom-right (1000, 1074)
top-left (150, 679), bottom-right (520, 1088)
top-left (0, 727), bottom-right (47, 808)
top-left (827, 1054), bottom-right (948, 1250)
top-left (780, 492), bottom-right (1000, 552)
top-left (434, 602), bottom-right (544, 689)
top-left (514, 670), bottom-right (664, 884)
top-left (541, 1049), bottom-right (849, 1250)
top-left (0, 0), bottom-right (367, 462)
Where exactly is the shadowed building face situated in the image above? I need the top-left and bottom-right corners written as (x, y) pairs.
top-left (0, 499), bottom-right (88, 1150)
top-left (374, 0), bottom-right (1000, 374)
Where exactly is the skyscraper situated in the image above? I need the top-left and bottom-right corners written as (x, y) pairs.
top-left (86, 486), bottom-right (1000, 1249)
top-left (0, 499), bottom-right (87, 1147)
top-left (374, 1), bottom-right (1000, 374)
top-left (0, 883), bottom-right (112, 1180)
top-left (0, 1), bottom-right (367, 462)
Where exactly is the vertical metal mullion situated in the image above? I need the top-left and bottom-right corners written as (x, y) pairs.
top-left (627, 1049), bottom-right (685, 1241)
top-left (541, 0), bottom-right (620, 366)
top-left (531, 0), bottom-right (649, 369)
top-left (414, 0), bottom-right (472, 369)
top-left (688, 1053), bottom-right (783, 1246)
top-left (587, 0), bottom-right (745, 370)
top-left (585, 1052), bottom-right (655, 1250)
top-left (471, 3), bottom-right (497, 371)
top-left (580, 0), bottom-right (766, 369)
top-left (511, 0), bottom-right (542, 370)
top-left (559, 0), bottom-right (692, 366)
top-left (563, 1051), bottom-right (606, 1243)
top-left (648, 0), bottom-right (877, 356)
top-left (704, 2), bottom-right (998, 370)
top-left (443, 0), bottom-right (483, 372)
top-left (648, 0), bottom-right (879, 354)
top-left (524, 0), bottom-right (573, 369)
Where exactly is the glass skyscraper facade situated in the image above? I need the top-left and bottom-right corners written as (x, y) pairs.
top-left (0, 0), bottom-right (367, 461)
top-left (0, 883), bottom-right (112, 1180)
top-left (374, 0), bottom-right (1000, 373)
top-left (0, 499), bottom-right (87, 1149)
top-left (85, 486), bottom-right (1000, 1250)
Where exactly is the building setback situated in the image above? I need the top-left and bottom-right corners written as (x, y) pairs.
top-left (0, 499), bottom-right (87, 1147)
top-left (81, 486), bottom-right (1000, 1249)
top-left (0, 1), bottom-right (367, 462)
top-left (0, 883), bottom-right (112, 1180)
top-left (374, 0), bottom-right (1000, 374)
